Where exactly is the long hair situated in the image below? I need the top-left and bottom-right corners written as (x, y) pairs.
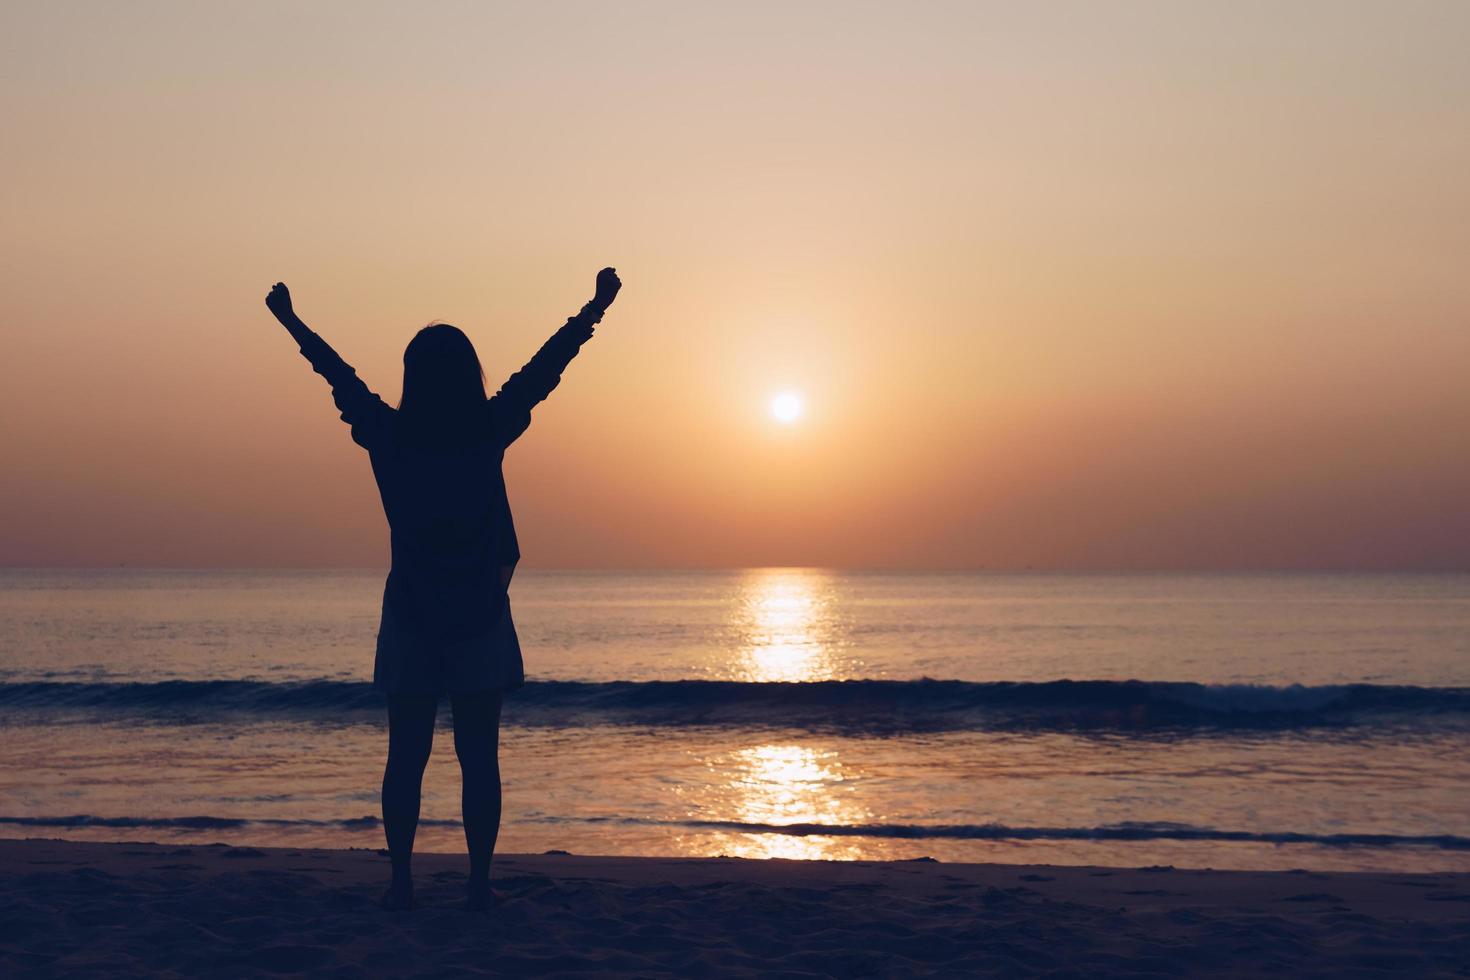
top-left (398, 323), bottom-right (487, 443)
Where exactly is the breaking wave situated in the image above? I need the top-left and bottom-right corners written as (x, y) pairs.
top-left (1, 678), bottom-right (1467, 732)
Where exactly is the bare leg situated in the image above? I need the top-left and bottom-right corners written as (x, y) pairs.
top-left (381, 694), bottom-right (437, 908)
top-left (451, 691), bottom-right (503, 909)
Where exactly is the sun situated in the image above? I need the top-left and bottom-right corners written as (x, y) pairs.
top-left (770, 391), bottom-right (804, 424)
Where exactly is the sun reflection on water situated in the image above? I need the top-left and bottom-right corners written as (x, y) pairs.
top-left (735, 569), bottom-right (840, 682)
top-left (673, 571), bottom-right (873, 859)
top-left (686, 743), bottom-right (872, 860)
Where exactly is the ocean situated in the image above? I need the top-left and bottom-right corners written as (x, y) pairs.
top-left (1, 569), bottom-right (1467, 872)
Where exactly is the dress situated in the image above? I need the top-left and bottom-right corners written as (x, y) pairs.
top-left (295, 308), bottom-right (600, 696)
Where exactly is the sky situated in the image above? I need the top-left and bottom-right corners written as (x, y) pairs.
top-left (1, 1), bottom-right (1467, 570)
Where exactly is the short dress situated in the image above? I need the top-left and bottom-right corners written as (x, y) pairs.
top-left (295, 307), bottom-right (600, 696)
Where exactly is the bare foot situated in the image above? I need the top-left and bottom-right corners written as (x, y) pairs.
top-left (466, 878), bottom-right (503, 911)
top-left (380, 882), bottom-right (414, 911)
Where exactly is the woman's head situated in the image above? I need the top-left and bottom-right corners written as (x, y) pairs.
top-left (399, 323), bottom-right (486, 422)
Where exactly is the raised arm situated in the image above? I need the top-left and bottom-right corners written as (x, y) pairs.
top-left (488, 267), bottom-right (621, 445)
top-left (265, 282), bottom-right (391, 448)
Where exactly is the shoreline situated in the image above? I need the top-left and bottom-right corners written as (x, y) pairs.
top-left (4, 838), bottom-right (1468, 976)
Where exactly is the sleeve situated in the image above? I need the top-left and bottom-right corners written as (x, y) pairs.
top-left (485, 304), bottom-right (601, 447)
top-left (296, 329), bottom-right (393, 450)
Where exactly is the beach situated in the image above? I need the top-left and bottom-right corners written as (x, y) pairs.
top-left (6, 0), bottom-right (1469, 974)
top-left (2, 838), bottom-right (1468, 977)
top-left (4, 571), bottom-right (1468, 976)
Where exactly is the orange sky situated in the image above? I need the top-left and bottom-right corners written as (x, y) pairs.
top-left (2, 2), bottom-right (1467, 569)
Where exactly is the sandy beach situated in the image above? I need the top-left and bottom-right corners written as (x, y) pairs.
top-left (1, 839), bottom-right (1466, 977)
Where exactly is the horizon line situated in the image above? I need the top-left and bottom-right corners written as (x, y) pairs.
top-left (2, 565), bottom-right (1468, 576)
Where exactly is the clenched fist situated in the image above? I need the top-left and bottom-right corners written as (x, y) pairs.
top-left (265, 282), bottom-right (295, 322)
top-left (592, 267), bottom-right (621, 312)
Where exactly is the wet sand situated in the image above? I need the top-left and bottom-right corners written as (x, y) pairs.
top-left (2, 838), bottom-right (1467, 977)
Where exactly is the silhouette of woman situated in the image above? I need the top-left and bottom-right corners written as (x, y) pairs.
top-left (265, 268), bottom-right (621, 910)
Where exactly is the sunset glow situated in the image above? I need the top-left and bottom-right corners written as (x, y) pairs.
top-left (1, 3), bottom-right (1467, 570)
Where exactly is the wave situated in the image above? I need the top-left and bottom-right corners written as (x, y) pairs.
top-left (3, 813), bottom-right (1466, 851)
top-left (1, 679), bottom-right (1467, 732)
top-left (597, 818), bottom-right (1470, 851)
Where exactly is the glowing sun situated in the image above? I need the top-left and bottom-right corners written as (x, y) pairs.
top-left (770, 391), bottom-right (804, 424)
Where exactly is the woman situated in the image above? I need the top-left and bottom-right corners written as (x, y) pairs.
top-left (265, 267), bottom-right (621, 910)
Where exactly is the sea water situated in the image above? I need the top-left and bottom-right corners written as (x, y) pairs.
top-left (1, 569), bottom-right (1467, 871)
